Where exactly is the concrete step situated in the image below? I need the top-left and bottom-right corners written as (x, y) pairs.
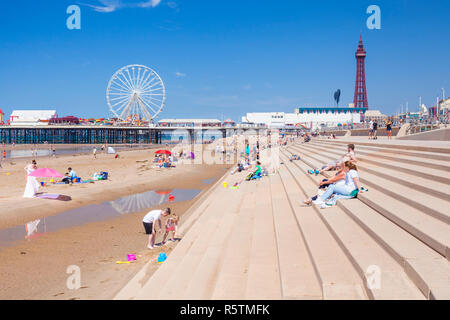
top-left (279, 154), bottom-right (425, 300)
top-left (245, 178), bottom-right (283, 300)
top-left (286, 147), bottom-right (450, 261)
top-left (155, 178), bottom-right (248, 299)
top-left (297, 143), bottom-right (450, 184)
top-left (340, 200), bottom-right (450, 300)
top-left (176, 169), bottom-right (233, 236)
top-left (313, 139), bottom-right (450, 154)
top-left (131, 202), bottom-right (219, 300)
top-left (290, 144), bottom-right (450, 201)
top-left (283, 149), bottom-right (450, 299)
top-left (211, 185), bottom-right (257, 300)
top-left (182, 182), bottom-right (250, 299)
top-left (292, 145), bottom-right (450, 225)
top-left (275, 158), bottom-right (368, 300)
top-left (314, 140), bottom-right (450, 162)
top-left (133, 173), bottom-right (246, 300)
top-left (307, 141), bottom-right (450, 173)
top-left (269, 173), bottom-right (323, 299)
top-left (115, 175), bottom-right (223, 300)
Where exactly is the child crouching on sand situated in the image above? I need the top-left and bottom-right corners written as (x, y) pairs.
top-left (143, 208), bottom-right (171, 249)
top-left (162, 214), bottom-right (179, 245)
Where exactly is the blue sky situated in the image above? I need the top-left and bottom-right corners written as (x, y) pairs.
top-left (0, 0), bottom-right (449, 121)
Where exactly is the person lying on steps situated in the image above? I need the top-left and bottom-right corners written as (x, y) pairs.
top-left (308, 144), bottom-right (356, 175)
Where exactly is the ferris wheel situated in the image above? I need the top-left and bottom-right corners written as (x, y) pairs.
top-left (106, 64), bottom-right (166, 122)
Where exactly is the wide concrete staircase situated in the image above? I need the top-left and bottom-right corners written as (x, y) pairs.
top-left (115, 139), bottom-right (450, 300)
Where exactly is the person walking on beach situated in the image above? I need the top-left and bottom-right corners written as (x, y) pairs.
top-left (143, 208), bottom-right (171, 249)
top-left (0, 150), bottom-right (5, 168)
top-left (93, 147), bottom-right (97, 159)
top-left (245, 141), bottom-right (250, 160)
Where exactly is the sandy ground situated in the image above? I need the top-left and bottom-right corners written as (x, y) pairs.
top-left (0, 146), bottom-right (231, 300)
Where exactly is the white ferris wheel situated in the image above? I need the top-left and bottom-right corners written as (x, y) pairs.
top-left (106, 64), bottom-right (166, 122)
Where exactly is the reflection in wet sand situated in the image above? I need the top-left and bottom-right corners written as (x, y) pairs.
top-left (202, 178), bottom-right (216, 184)
top-left (0, 189), bottom-right (201, 248)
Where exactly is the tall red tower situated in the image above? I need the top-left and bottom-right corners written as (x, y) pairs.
top-left (353, 35), bottom-right (369, 110)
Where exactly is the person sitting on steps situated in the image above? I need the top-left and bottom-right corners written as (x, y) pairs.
top-left (303, 167), bottom-right (346, 206)
top-left (312, 161), bottom-right (361, 209)
top-left (308, 144), bottom-right (356, 175)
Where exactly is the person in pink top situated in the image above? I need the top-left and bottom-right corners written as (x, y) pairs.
top-left (161, 214), bottom-right (179, 245)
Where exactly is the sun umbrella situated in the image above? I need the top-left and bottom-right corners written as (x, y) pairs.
top-left (28, 168), bottom-right (63, 178)
top-left (155, 150), bottom-right (172, 155)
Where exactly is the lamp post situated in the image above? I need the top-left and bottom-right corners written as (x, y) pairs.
top-left (437, 96), bottom-right (440, 120)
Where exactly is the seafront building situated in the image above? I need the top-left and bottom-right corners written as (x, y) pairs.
top-left (242, 106), bottom-right (365, 130)
top-left (9, 110), bottom-right (58, 126)
top-left (429, 98), bottom-right (450, 117)
top-left (364, 110), bottom-right (388, 122)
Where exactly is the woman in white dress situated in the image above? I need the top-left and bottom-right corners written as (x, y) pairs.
top-left (23, 160), bottom-right (39, 198)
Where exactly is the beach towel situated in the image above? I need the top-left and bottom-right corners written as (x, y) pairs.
top-left (55, 180), bottom-right (94, 185)
top-left (36, 194), bottom-right (72, 201)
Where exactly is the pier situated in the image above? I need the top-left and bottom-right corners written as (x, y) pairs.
top-left (0, 125), bottom-right (301, 145)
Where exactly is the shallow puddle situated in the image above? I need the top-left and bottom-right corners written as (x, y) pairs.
top-left (0, 188), bottom-right (201, 248)
top-left (202, 178), bottom-right (216, 184)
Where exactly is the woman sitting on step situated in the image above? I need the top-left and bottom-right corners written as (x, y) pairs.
top-left (311, 161), bottom-right (361, 209)
top-left (303, 168), bottom-right (346, 206)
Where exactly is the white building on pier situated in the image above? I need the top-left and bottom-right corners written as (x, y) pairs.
top-left (9, 110), bottom-right (58, 126)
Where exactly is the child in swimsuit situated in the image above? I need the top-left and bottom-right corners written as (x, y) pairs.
top-left (162, 215), bottom-right (179, 245)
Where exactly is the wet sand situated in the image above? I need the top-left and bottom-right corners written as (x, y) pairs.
top-left (0, 147), bottom-right (231, 299)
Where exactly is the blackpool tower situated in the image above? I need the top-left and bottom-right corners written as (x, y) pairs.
top-left (353, 35), bottom-right (369, 110)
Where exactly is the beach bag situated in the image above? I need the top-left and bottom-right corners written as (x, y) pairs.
top-left (350, 189), bottom-right (360, 198)
top-left (101, 171), bottom-right (109, 180)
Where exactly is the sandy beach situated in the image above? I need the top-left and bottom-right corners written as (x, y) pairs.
top-left (0, 146), bottom-right (231, 300)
